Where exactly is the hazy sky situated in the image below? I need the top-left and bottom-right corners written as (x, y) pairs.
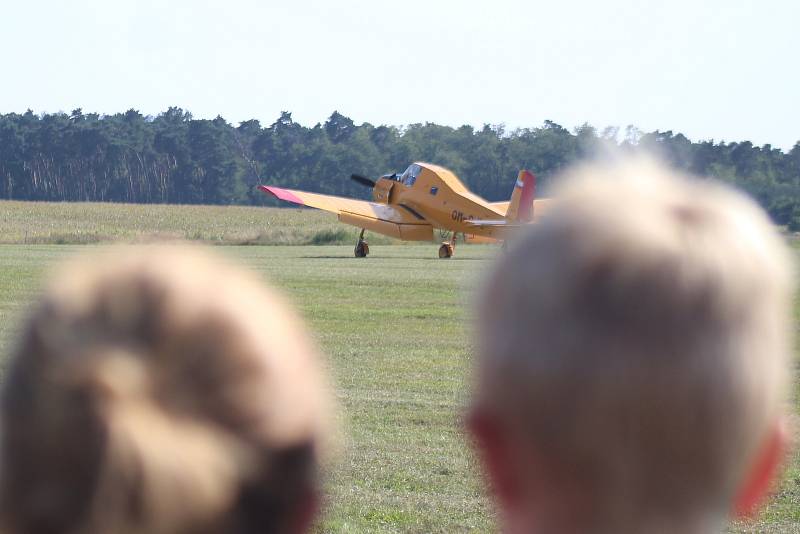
top-left (1, 0), bottom-right (797, 150)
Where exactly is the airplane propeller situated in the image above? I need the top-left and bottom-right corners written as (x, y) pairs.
top-left (350, 174), bottom-right (376, 188)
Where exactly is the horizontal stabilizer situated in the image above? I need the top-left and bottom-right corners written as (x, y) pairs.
top-left (464, 219), bottom-right (525, 228)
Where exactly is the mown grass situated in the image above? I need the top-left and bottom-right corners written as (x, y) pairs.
top-left (0, 244), bottom-right (494, 532)
top-left (0, 200), bottom-right (401, 245)
top-left (0, 243), bottom-right (798, 532)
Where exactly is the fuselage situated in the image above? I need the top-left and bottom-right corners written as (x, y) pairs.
top-left (259, 161), bottom-right (553, 247)
top-left (372, 162), bottom-right (508, 240)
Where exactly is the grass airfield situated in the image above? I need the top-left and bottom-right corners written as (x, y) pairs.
top-left (0, 244), bottom-right (496, 532)
top-left (0, 201), bottom-right (798, 532)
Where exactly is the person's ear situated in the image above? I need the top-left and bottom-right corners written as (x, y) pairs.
top-left (467, 407), bottom-right (522, 508)
top-left (733, 419), bottom-right (787, 519)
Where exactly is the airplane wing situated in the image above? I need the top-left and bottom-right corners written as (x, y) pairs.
top-left (260, 185), bottom-right (416, 223)
top-left (258, 185), bottom-right (434, 241)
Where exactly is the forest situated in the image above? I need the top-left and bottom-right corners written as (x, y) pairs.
top-left (2, 108), bottom-right (800, 229)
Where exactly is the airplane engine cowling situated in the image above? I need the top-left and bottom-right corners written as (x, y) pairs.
top-left (371, 178), bottom-right (395, 204)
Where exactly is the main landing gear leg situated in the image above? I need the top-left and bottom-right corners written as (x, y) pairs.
top-left (438, 232), bottom-right (457, 259)
top-left (354, 228), bottom-right (369, 258)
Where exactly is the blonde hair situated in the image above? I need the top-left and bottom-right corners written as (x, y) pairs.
top-left (474, 157), bottom-right (793, 531)
top-left (0, 246), bottom-right (333, 534)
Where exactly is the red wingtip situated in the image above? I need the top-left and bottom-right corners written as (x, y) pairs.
top-left (258, 185), bottom-right (305, 206)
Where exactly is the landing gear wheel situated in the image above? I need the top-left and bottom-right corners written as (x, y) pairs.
top-left (438, 243), bottom-right (454, 259)
top-left (355, 240), bottom-right (369, 258)
top-left (354, 228), bottom-right (369, 258)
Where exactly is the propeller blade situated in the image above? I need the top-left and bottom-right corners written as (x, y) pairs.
top-left (351, 174), bottom-right (376, 188)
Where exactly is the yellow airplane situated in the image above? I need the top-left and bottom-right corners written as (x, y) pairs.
top-left (258, 162), bottom-right (552, 258)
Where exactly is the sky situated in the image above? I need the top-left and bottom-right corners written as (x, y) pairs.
top-left (1, 0), bottom-right (798, 150)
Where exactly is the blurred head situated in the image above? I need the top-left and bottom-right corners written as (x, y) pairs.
top-left (0, 245), bottom-right (333, 534)
top-left (469, 158), bottom-right (793, 534)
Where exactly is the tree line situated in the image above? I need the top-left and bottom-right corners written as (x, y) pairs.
top-left (2, 108), bottom-right (800, 228)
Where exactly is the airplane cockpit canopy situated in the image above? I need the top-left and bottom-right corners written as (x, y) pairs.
top-left (400, 164), bottom-right (422, 187)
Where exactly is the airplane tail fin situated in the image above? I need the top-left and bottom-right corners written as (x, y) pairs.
top-left (505, 170), bottom-right (536, 222)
